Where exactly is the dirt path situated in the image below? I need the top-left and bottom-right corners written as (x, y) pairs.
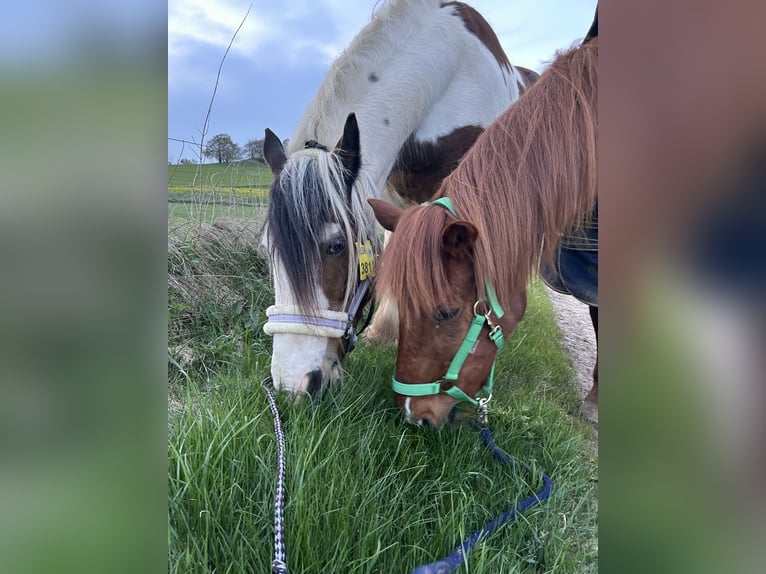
top-left (545, 287), bottom-right (598, 433)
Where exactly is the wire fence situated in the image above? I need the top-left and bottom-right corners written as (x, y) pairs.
top-left (168, 139), bottom-right (272, 225)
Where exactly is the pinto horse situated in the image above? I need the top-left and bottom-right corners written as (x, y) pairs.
top-left (261, 0), bottom-right (538, 395)
top-left (369, 36), bottom-right (598, 428)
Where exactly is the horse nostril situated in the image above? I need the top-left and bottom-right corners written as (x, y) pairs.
top-left (420, 418), bottom-right (431, 428)
top-left (306, 369), bottom-right (323, 396)
top-left (329, 360), bottom-right (342, 383)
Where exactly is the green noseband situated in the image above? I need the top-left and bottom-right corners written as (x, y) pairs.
top-left (391, 197), bottom-right (506, 413)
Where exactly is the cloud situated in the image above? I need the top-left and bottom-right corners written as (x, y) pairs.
top-left (169, 0), bottom-right (598, 143)
top-left (169, 0), bottom-right (276, 91)
top-left (168, 0), bottom-right (276, 59)
top-left (169, 0), bottom-right (595, 73)
top-left (168, 0), bottom-right (351, 89)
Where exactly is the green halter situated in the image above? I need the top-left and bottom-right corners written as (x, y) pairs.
top-left (391, 197), bottom-right (506, 415)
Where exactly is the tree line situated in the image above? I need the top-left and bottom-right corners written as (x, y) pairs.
top-left (175, 133), bottom-right (290, 165)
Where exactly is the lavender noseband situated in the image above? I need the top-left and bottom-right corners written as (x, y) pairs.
top-left (263, 279), bottom-right (371, 353)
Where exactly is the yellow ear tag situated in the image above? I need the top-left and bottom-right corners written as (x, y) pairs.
top-left (356, 240), bottom-right (375, 281)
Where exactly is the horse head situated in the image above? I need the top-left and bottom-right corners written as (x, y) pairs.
top-left (370, 199), bottom-right (527, 428)
top-left (263, 114), bottom-right (379, 396)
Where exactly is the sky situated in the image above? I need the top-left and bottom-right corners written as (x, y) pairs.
top-left (168, 0), bottom-right (597, 163)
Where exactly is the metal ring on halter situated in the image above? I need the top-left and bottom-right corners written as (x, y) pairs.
top-left (473, 300), bottom-right (490, 317)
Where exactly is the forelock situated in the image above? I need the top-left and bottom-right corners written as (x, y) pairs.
top-left (265, 150), bottom-right (373, 310)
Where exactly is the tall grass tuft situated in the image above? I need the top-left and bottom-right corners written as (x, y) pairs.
top-left (168, 219), bottom-right (272, 391)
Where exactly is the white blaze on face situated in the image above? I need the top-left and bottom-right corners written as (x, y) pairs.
top-left (404, 397), bottom-right (415, 425)
top-left (268, 223), bottom-right (343, 394)
top-left (269, 257), bottom-right (331, 393)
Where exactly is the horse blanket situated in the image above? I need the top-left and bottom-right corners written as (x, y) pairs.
top-left (541, 203), bottom-right (598, 306)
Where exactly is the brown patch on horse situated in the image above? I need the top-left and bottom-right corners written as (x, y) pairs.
top-left (515, 66), bottom-right (540, 95)
top-left (319, 238), bottom-right (357, 360)
top-left (387, 125), bottom-right (484, 204)
top-left (377, 40), bottom-right (598, 322)
top-left (442, 2), bottom-right (511, 72)
top-left (319, 245), bottom-right (349, 312)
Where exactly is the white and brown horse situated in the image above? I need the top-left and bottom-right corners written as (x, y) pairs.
top-left (262, 0), bottom-right (538, 395)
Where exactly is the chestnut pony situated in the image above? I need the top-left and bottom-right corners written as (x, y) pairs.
top-left (370, 38), bottom-right (598, 427)
top-left (262, 0), bottom-right (538, 396)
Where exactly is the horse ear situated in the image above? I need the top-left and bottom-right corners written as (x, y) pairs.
top-left (441, 221), bottom-right (478, 259)
top-left (368, 198), bottom-right (402, 231)
top-left (583, 6), bottom-right (597, 44)
top-left (334, 113), bottom-right (361, 187)
top-left (263, 128), bottom-right (287, 175)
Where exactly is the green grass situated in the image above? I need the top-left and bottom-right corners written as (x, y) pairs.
top-left (168, 202), bottom-right (258, 225)
top-left (168, 213), bottom-right (598, 573)
top-left (168, 162), bottom-right (271, 225)
top-left (168, 161), bottom-right (272, 191)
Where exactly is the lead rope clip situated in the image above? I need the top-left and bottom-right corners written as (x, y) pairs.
top-left (476, 396), bottom-right (491, 425)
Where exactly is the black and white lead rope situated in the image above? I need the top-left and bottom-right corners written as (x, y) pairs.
top-left (261, 378), bottom-right (289, 574)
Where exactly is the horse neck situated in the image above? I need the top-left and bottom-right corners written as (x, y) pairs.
top-left (289, 0), bottom-right (522, 199)
top-left (442, 44), bottom-right (598, 305)
top-left (289, 0), bottom-right (437, 146)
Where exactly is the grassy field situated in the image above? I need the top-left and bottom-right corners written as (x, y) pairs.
top-left (168, 161), bottom-right (273, 191)
top-left (168, 161), bottom-right (270, 226)
top-left (168, 202), bottom-right (258, 225)
top-left (167, 211), bottom-right (598, 573)
top-left (167, 161), bottom-right (272, 223)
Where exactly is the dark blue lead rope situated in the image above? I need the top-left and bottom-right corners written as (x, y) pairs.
top-left (411, 425), bottom-right (553, 574)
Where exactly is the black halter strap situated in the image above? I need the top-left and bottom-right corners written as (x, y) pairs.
top-left (304, 140), bottom-right (328, 151)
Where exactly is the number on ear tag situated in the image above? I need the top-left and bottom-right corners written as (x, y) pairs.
top-left (356, 240), bottom-right (375, 281)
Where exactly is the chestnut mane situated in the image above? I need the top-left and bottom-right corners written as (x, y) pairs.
top-left (377, 40), bottom-right (598, 319)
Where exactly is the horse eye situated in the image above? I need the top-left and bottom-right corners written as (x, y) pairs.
top-left (325, 237), bottom-right (346, 256)
top-left (435, 307), bottom-right (460, 322)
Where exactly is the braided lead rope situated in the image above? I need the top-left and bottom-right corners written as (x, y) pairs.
top-left (410, 424), bottom-right (553, 574)
top-left (261, 378), bottom-right (289, 574)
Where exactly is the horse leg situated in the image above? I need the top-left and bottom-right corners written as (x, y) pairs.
top-left (585, 305), bottom-right (598, 405)
top-left (365, 230), bottom-right (399, 345)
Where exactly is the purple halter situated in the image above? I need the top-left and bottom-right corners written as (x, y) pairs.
top-left (263, 279), bottom-right (371, 353)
